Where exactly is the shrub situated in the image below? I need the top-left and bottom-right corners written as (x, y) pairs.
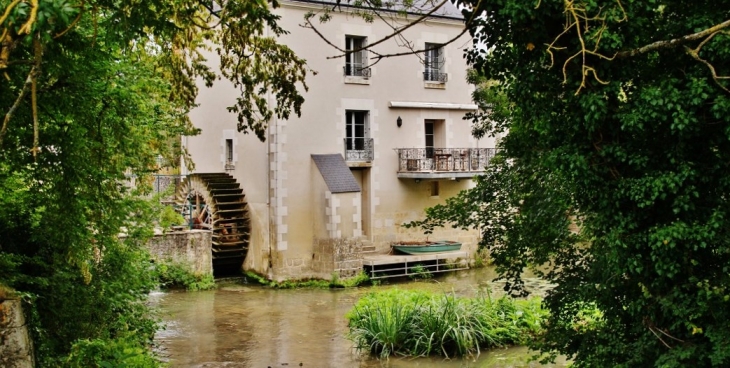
top-left (346, 289), bottom-right (547, 358)
top-left (154, 262), bottom-right (215, 291)
top-left (65, 337), bottom-right (159, 367)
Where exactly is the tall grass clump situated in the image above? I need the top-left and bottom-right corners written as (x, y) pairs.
top-left (346, 289), bottom-right (547, 358)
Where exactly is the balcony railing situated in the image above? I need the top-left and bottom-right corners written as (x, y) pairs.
top-left (344, 65), bottom-right (371, 78)
top-left (344, 138), bottom-right (374, 162)
top-left (124, 174), bottom-right (183, 201)
top-left (396, 148), bottom-right (497, 173)
top-left (423, 71), bottom-right (448, 82)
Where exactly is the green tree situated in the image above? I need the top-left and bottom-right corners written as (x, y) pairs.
top-left (410, 1), bottom-right (730, 366)
top-left (0, 0), bottom-right (308, 365)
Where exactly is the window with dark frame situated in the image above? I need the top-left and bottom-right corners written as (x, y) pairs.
top-left (346, 110), bottom-right (368, 150)
top-left (226, 139), bottom-right (233, 162)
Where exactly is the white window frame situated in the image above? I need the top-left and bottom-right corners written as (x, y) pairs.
top-left (346, 110), bottom-right (369, 151)
top-left (424, 43), bottom-right (446, 82)
top-left (345, 36), bottom-right (368, 77)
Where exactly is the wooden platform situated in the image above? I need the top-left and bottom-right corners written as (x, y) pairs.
top-left (362, 251), bottom-right (469, 279)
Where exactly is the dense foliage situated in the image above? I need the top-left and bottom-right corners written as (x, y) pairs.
top-left (409, 0), bottom-right (730, 366)
top-left (154, 262), bottom-right (216, 291)
top-left (0, 0), bottom-right (308, 365)
top-left (347, 289), bottom-right (546, 358)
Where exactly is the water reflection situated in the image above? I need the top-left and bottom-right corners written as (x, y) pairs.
top-left (152, 268), bottom-right (566, 367)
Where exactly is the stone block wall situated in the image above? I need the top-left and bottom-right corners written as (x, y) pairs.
top-left (146, 230), bottom-right (213, 276)
top-left (0, 299), bottom-right (34, 368)
top-left (333, 238), bottom-right (363, 278)
top-left (311, 237), bottom-right (364, 279)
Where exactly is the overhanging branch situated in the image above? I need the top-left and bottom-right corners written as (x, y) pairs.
top-left (616, 19), bottom-right (730, 58)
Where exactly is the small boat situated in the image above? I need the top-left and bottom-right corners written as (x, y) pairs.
top-left (392, 240), bottom-right (462, 255)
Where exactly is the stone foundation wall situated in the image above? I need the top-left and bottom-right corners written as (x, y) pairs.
top-left (312, 239), bottom-right (335, 275)
top-left (333, 238), bottom-right (363, 278)
top-left (296, 237), bottom-right (364, 280)
top-left (0, 299), bottom-right (34, 368)
top-left (146, 230), bottom-right (213, 276)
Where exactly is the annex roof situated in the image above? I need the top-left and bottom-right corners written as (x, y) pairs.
top-left (311, 154), bottom-right (361, 193)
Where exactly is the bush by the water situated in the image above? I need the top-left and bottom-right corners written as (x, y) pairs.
top-left (346, 289), bottom-right (546, 358)
top-left (154, 262), bottom-right (215, 291)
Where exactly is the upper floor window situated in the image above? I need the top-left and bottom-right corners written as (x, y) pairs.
top-left (424, 43), bottom-right (447, 82)
top-left (346, 110), bottom-right (368, 150)
top-left (344, 110), bottom-right (374, 162)
top-left (345, 36), bottom-right (370, 78)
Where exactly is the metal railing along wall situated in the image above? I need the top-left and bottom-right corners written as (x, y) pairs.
top-left (343, 65), bottom-right (371, 78)
top-left (344, 138), bottom-right (374, 162)
top-left (124, 174), bottom-right (183, 198)
top-left (396, 148), bottom-right (497, 172)
top-left (423, 71), bottom-right (448, 82)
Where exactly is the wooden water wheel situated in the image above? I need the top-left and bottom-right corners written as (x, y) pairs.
top-left (175, 173), bottom-right (250, 270)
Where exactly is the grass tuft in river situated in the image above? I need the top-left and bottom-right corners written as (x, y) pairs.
top-left (345, 288), bottom-right (547, 359)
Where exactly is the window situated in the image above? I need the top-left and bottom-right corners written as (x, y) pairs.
top-left (226, 139), bottom-right (233, 162)
top-left (424, 43), bottom-right (447, 82)
top-left (345, 36), bottom-right (369, 77)
top-left (346, 111), bottom-right (368, 150)
top-left (430, 181), bottom-right (440, 197)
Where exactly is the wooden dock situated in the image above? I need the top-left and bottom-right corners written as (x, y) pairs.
top-left (362, 251), bottom-right (469, 279)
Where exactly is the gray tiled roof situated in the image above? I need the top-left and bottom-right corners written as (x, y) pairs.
top-left (311, 154), bottom-right (361, 193)
top-left (288, 0), bottom-right (464, 20)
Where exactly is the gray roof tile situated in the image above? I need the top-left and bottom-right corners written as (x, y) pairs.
top-left (311, 154), bottom-right (361, 193)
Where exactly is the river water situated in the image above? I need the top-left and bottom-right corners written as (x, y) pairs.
top-left (151, 267), bottom-right (567, 367)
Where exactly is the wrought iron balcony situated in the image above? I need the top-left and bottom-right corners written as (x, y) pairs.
top-left (344, 65), bottom-right (371, 78)
top-left (423, 71), bottom-right (448, 82)
top-left (396, 148), bottom-right (497, 178)
top-left (344, 138), bottom-right (374, 163)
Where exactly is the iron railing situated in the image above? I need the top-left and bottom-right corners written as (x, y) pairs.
top-left (344, 137), bottom-right (374, 162)
top-left (344, 65), bottom-right (371, 78)
top-left (396, 148), bottom-right (497, 172)
top-left (153, 175), bottom-right (183, 197)
top-left (423, 71), bottom-right (448, 82)
top-left (123, 174), bottom-right (183, 201)
top-left (224, 160), bottom-right (235, 173)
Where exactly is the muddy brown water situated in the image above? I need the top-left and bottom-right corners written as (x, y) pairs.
top-left (151, 267), bottom-right (568, 367)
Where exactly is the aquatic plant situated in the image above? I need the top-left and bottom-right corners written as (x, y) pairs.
top-left (154, 262), bottom-right (215, 291)
top-left (408, 264), bottom-right (433, 280)
top-left (346, 289), bottom-right (547, 358)
top-left (244, 271), bottom-right (372, 289)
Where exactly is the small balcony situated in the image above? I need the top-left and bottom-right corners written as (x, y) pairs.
top-left (344, 138), bottom-right (374, 167)
top-left (344, 65), bottom-right (371, 78)
top-left (423, 71), bottom-right (448, 83)
top-left (395, 148), bottom-right (497, 179)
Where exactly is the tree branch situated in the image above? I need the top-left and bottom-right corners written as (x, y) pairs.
top-left (54, 1), bottom-right (86, 39)
top-left (0, 67), bottom-right (34, 148)
top-left (301, 0), bottom-right (450, 59)
top-left (31, 32), bottom-right (42, 160)
top-left (684, 31), bottom-right (730, 94)
top-left (616, 19), bottom-right (730, 58)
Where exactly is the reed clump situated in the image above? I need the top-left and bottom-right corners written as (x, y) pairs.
top-left (346, 288), bottom-right (546, 358)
